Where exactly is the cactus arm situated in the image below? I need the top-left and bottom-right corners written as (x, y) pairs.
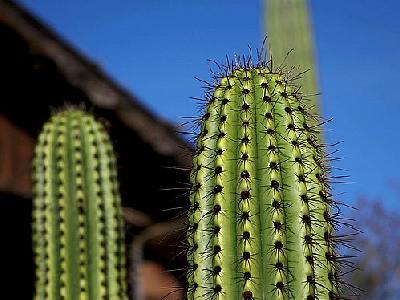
top-left (33, 109), bottom-right (127, 300)
top-left (266, 0), bottom-right (320, 115)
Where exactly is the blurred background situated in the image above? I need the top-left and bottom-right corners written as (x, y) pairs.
top-left (0, 0), bottom-right (399, 299)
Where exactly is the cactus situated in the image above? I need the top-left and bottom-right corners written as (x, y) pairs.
top-left (33, 109), bottom-right (127, 300)
top-left (187, 58), bottom-right (345, 299)
top-left (266, 0), bottom-right (320, 116)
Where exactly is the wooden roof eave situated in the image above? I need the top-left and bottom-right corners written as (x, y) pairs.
top-left (0, 0), bottom-right (192, 168)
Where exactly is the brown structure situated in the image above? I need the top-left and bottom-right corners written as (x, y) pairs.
top-left (0, 0), bottom-right (191, 298)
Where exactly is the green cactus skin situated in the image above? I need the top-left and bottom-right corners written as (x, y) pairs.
top-left (266, 0), bottom-right (319, 114)
top-left (187, 62), bottom-right (343, 299)
top-left (33, 109), bottom-right (127, 300)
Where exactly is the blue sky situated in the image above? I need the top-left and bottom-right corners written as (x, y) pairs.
top-left (17, 0), bottom-right (400, 209)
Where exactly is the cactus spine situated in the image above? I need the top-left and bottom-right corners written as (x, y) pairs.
top-left (33, 109), bottom-right (127, 300)
top-left (187, 62), bottom-right (341, 299)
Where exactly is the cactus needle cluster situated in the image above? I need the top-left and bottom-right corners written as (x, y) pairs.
top-left (32, 109), bottom-right (127, 300)
top-left (187, 59), bottom-right (344, 299)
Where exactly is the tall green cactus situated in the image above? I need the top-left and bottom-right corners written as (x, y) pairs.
top-left (33, 109), bottom-right (127, 300)
top-left (187, 60), bottom-right (343, 299)
top-left (266, 0), bottom-right (320, 116)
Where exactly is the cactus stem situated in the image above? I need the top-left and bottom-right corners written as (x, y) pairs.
top-left (186, 51), bottom-right (352, 299)
top-left (33, 109), bottom-right (127, 300)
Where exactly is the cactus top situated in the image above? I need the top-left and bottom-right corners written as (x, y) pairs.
top-left (187, 67), bottom-right (341, 299)
top-left (33, 109), bottom-right (127, 300)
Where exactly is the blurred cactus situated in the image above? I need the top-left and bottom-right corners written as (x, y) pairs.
top-left (266, 0), bottom-right (320, 116)
top-left (33, 109), bottom-right (127, 300)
